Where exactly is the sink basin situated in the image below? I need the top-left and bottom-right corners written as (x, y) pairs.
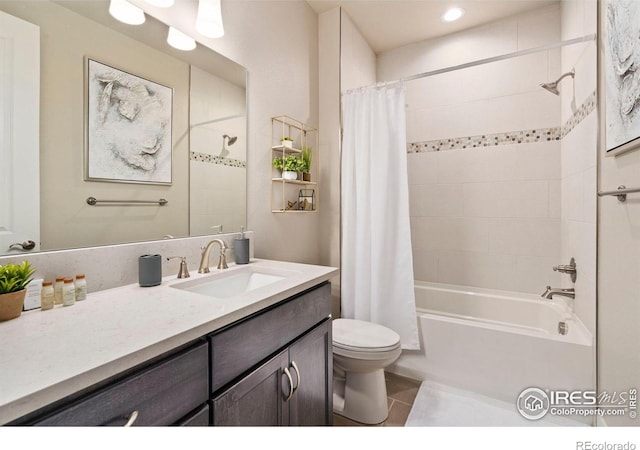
top-left (170, 266), bottom-right (287, 299)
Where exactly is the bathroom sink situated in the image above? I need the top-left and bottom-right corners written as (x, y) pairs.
top-left (170, 266), bottom-right (288, 299)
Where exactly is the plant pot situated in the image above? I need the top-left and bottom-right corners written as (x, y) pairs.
top-left (302, 172), bottom-right (311, 182)
top-left (283, 171), bottom-right (298, 180)
top-left (0, 290), bottom-right (26, 322)
top-left (282, 140), bottom-right (293, 149)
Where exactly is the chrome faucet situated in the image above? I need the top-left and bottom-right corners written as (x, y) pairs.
top-left (541, 286), bottom-right (575, 300)
top-left (198, 239), bottom-right (228, 273)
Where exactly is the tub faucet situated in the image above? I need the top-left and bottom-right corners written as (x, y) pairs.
top-left (541, 286), bottom-right (575, 300)
top-left (198, 239), bottom-right (228, 273)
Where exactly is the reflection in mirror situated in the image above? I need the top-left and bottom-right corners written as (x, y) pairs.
top-left (0, 0), bottom-right (247, 257)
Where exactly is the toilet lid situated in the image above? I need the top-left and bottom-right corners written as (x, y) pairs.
top-left (332, 318), bottom-right (401, 351)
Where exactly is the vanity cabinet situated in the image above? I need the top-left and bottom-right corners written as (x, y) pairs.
top-left (10, 282), bottom-right (332, 427)
top-left (210, 282), bottom-right (332, 426)
top-left (29, 342), bottom-right (209, 426)
top-left (212, 320), bottom-right (331, 426)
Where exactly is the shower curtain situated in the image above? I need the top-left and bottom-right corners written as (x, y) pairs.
top-left (341, 83), bottom-right (419, 350)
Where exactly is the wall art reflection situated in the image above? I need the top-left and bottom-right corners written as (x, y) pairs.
top-left (85, 58), bottom-right (173, 184)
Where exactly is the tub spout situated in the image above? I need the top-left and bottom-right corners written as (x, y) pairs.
top-left (541, 285), bottom-right (575, 299)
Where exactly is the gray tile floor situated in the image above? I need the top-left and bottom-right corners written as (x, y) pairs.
top-left (333, 372), bottom-right (422, 427)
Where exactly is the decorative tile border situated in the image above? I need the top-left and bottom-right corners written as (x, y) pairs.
top-left (408, 90), bottom-right (597, 153)
top-left (561, 90), bottom-right (597, 138)
top-left (190, 151), bottom-right (246, 168)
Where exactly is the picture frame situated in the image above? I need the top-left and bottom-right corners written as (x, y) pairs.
top-left (85, 58), bottom-right (173, 184)
top-left (603, 0), bottom-right (640, 156)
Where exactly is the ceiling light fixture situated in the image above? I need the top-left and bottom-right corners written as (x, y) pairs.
top-left (143, 0), bottom-right (175, 7)
top-left (196, 0), bottom-right (224, 39)
top-left (109, 0), bottom-right (145, 25)
top-left (441, 7), bottom-right (465, 22)
top-left (167, 27), bottom-right (196, 51)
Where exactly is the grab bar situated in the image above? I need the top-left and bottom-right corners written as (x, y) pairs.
top-left (597, 185), bottom-right (640, 202)
top-left (86, 197), bottom-right (168, 206)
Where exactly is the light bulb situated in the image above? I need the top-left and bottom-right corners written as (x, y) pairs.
top-left (196, 0), bottom-right (224, 38)
top-left (167, 27), bottom-right (196, 51)
top-left (109, 0), bottom-right (145, 25)
top-left (441, 7), bottom-right (465, 22)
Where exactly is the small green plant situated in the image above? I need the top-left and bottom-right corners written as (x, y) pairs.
top-left (283, 154), bottom-right (302, 172)
top-left (272, 157), bottom-right (284, 171)
top-left (0, 261), bottom-right (36, 294)
top-left (300, 147), bottom-right (312, 174)
top-left (281, 137), bottom-right (293, 142)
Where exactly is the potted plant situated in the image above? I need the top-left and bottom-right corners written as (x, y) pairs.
top-left (300, 147), bottom-right (312, 182)
top-left (282, 154), bottom-right (302, 180)
top-left (281, 137), bottom-right (294, 149)
top-left (272, 156), bottom-right (284, 176)
top-left (0, 261), bottom-right (36, 321)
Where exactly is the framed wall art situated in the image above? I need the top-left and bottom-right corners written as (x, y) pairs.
top-left (604, 0), bottom-right (640, 156)
top-left (85, 58), bottom-right (173, 184)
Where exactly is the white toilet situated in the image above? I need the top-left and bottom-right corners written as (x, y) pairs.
top-left (332, 318), bottom-right (402, 424)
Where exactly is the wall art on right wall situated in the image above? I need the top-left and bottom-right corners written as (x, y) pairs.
top-left (604, 0), bottom-right (640, 156)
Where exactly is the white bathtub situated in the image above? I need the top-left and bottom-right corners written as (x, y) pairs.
top-left (389, 281), bottom-right (595, 404)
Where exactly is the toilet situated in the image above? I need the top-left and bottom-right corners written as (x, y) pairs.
top-left (332, 318), bottom-right (402, 424)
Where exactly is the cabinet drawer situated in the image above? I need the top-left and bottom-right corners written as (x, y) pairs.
top-left (36, 342), bottom-right (208, 426)
top-left (210, 283), bottom-right (331, 392)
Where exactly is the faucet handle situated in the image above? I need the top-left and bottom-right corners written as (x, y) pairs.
top-left (217, 247), bottom-right (228, 270)
top-left (167, 256), bottom-right (190, 279)
top-left (553, 257), bottom-right (577, 282)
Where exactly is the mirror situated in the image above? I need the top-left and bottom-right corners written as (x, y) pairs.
top-left (0, 0), bottom-right (247, 256)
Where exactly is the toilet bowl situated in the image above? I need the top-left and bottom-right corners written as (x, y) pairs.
top-left (332, 318), bottom-right (402, 424)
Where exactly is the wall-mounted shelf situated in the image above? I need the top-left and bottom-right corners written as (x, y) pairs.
top-left (271, 116), bottom-right (319, 213)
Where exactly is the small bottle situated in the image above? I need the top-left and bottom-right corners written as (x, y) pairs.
top-left (62, 278), bottom-right (75, 307)
top-left (75, 274), bottom-right (87, 301)
top-left (54, 277), bottom-right (65, 306)
top-left (41, 281), bottom-right (54, 311)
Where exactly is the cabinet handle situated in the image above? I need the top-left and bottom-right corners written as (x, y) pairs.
top-left (283, 367), bottom-right (294, 402)
top-left (291, 361), bottom-right (301, 396)
top-left (124, 410), bottom-right (139, 427)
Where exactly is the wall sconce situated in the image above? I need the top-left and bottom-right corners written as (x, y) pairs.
top-left (109, 0), bottom-right (145, 25)
top-left (167, 27), bottom-right (196, 51)
top-left (196, 0), bottom-right (224, 38)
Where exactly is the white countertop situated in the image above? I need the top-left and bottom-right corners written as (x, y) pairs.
top-left (0, 259), bottom-right (338, 424)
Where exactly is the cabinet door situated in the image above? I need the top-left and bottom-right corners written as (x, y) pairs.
top-left (212, 350), bottom-right (291, 426)
top-left (288, 320), bottom-right (332, 426)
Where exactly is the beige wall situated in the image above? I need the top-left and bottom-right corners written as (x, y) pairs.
top-left (317, 8), bottom-right (377, 317)
top-left (0, 2), bottom-right (190, 251)
top-left (596, 0), bottom-right (640, 426)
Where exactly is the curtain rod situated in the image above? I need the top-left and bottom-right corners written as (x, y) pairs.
top-left (344, 33), bottom-right (597, 94)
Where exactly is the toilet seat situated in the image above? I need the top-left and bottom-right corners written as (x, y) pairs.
top-left (332, 318), bottom-right (401, 354)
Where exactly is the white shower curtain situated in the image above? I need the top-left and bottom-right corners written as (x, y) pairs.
top-left (341, 83), bottom-right (419, 350)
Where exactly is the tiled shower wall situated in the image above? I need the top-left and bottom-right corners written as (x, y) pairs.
top-left (378, 4), bottom-right (564, 294)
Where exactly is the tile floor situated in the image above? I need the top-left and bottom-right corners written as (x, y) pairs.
top-left (333, 372), bottom-right (422, 427)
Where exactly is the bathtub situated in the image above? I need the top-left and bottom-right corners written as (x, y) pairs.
top-left (388, 281), bottom-right (594, 405)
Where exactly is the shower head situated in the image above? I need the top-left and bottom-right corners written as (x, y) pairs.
top-left (223, 134), bottom-right (237, 146)
top-left (540, 69), bottom-right (575, 96)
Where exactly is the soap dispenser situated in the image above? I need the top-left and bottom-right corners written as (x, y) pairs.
top-left (234, 227), bottom-right (250, 265)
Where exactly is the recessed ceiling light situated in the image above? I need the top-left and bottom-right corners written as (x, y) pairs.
top-left (441, 7), bottom-right (465, 22)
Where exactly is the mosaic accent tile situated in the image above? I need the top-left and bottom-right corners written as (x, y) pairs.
top-left (190, 151), bottom-right (246, 168)
top-left (561, 90), bottom-right (597, 138)
top-left (407, 90), bottom-right (597, 154)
